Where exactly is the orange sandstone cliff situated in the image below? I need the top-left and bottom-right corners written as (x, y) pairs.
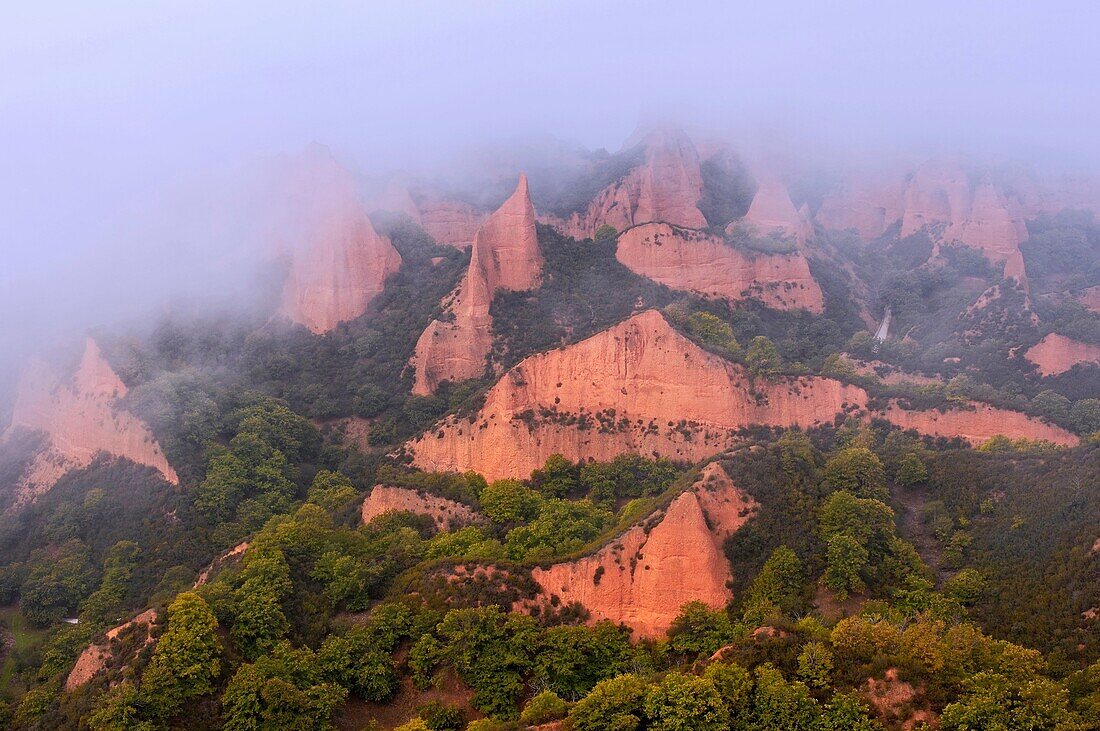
top-left (276, 144), bottom-right (402, 334)
top-left (407, 311), bottom-right (1076, 479)
top-left (361, 485), bottom-right (483, 531)
top-left (65, 609), bottom-right (159, 691)
top-left (735, 179), bottom-right (814, 246)
top-left (408, 310), bottom-right (867, 479)
top-left (555, 127), bottom-right (707, 239)
top-left (526, 463), bottom-right (756, 638)
top-left (4, 339), bottom-right (178, 504)
top-left (409, 175), bottom-right (542, 394)
top-left (1024, 333), bottom-right (1100, 376)
top-left (615, 223), bottom-right (824, 312)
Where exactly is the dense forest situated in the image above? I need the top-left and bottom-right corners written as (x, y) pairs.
top-left (1, 170), bottom-right (1099, 730)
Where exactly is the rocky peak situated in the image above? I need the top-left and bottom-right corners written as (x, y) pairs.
top-left (5, 339), bottom-right (178, 503)
top-left (276, 145), bottom-right (402, 334)
top-left (900, 158), bottom-right (973, 237)
top-left (409, 175), bottom-right (541, 395)
top-left (741, 178), bottom-right (813, 245)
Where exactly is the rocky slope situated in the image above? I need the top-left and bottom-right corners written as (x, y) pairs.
top-left (408, 311), bottom-right (1077, 479)
top-left (1024, 333), bottom-right (1100, 376)
top-left (409, 175), bottom-right (542, 394)
top-left (735, 179), bottom-right (814, 246)
top-left (65, 609), bottom-right (158, 690)
top-left (615, 223), bottom-right (824, 312)
top-left (553, 126), bottom-right (707, 239)
top-left (3, 339), bottom-right (178, 504)
top-left (276, 144), bottom-right (402, 333)
top-left (408, 310), bottom-right (868, 479)
top-left (882, 402), bottom-right (1076, 445)
top-left (361, 485), bottom-right (483, 530)
top-left (525, 463), bottom-right (756, 638)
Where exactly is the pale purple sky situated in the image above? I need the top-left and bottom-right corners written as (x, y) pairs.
top-left (1, 0), bottom-right (1098, 360)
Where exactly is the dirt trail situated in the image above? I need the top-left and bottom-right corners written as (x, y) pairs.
top-left (893, 483), bottom-right (946, 581)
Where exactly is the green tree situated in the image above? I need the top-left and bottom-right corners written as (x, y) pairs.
top-left (796, 641), bottom-right (833, 688)
top-left (530, 454), bottom-right (580, 498)
top-left (520, 690), bottom-right (568, 725)
top-left (746, 336), bottom-right (782, 376)
top-left (823, 447), bottom-right (888, 500)
top-left (1070, 399), bottom-right (1100, 434)
top-left (749, 665), bottom-right (821, 731)
top-left (569, 674), bottom-right (649, 731)
top-left (940, 671), bottom-right (1081, 730)
top-left (943, 568), bottom-right (986, 606)
top-left (702, 662), bottom-right (753, 726)
top-left (534, 622), bottom-right (632, 697)
top-left (307, 470), bottom-right (358, 512)
top-left (504, 499), bottom-right (613, 561)
top-left (817, 692), bottom-right (882, 730)
top-left (684, 312), bottom-right (740, 354)
top-left (823, 533), bottom-right (868, 599)
top-left (318, 627), bottom-right (398, 701)
top-left (479, 479), bottom-right (543, 525)
top-left (221, 641), bottom-right (347, 731)
top-left (141, 592), bottom-right (221, 720)
top-left (667, 601), bottom-right (735, 659)
top-left (894, 453), bottom-right (928, 487)
top-left (742, 546), bottom-right (804, 623)
top-left (644, 672), bottom-right (729, 731)
top-left (1031, 389), bottom-right (1071, 421)
top-left (21, 539), bottom-right (94, 626)
top-left (88, 682), bottom-right (155, 731)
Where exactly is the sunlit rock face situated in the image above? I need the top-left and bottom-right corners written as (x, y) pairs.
top-left (1024, 333), bottom-right (1100, 376)
top-left (4, 339), bottom-right (178, 505)
top-left (408, 310), bottom-right (868, 480)
top-left (524, 463), bottom-right (757, 638)
top-left (276, 144), bottom-right (402, 334)
top-left (553, 126), bottom-right (708, 239)
top-left (616, 223), bottom-right (824, 312)
top-left (409, 174), bottom-right (542, 395)
top-left (737, 178), bottom-right (814, 246)
top-left (361, 485), bottom-right (484, 531)
top-left (407, 310), bottom-right (1078, 480)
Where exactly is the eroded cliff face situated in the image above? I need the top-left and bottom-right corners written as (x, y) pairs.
top-left (615, 223), bottom-right (824, 312)
top-left (4, 339), bottom-right (178, 504)
top-left (526, 463), bottom-right (756, 638)
top-left (276, 145), bottom-right (402, 334)
top-left (409, 310), bottom-right (867, 479)
top-left (416, 199), bottom-right (486, 248)
top-left (65, 609), bottom-right (158, 691)
top-left (361, 485), bottom-right (483, 531)
top-left (409, 175), bottom-right (541, 395)
top-left (881, 401), bottom-right (1077, 446)
top-left (736, 179), bottom-right (813, 246)
top-left (556, 127), bottom-right (707, 238)
top-left (816, 176), bottom-right (906, 240)
top-left (1024, 333), bottom-right (1100, 376)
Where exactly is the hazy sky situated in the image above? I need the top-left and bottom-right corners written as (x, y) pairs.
top-left (2, 1), bottom-right (1099, 363)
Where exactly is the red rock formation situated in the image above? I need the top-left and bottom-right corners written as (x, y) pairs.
top-left (361, 485), bottom-right (483, 530)
top-left (194, 541), bottom-right (250, 587)
top-left (276, 145), bottom-right (402, 334)
top-left (416, 199), bottom-right (486, 249)
top-left (958, 179), bottom-right (1028, 267)
top-left (615, 223), bottom-right (824, 312)
top-left (736, 179), bottom-right (813, 246)
top-left (65, 608), bottom-right (159, 691)
top-left (1079, 285), bottom-right (1100, 314)
top-left (527, 463), bottom-right (755, 638)
top-left (881, 401), bottom-right (1077, 446)
top-left (408, 311), bottom-right (1076, 479)
top-left (900, 159), bottom-right (973, 238)
top-left (4, 339), bottom-right (178, 504)
top-left (409, 311), bottom-right (867, 479)
top-left (1024, 333), bottom-right (1100, 376)
top-left (556, 126), bottom-right (707, 238)
top-left (816, 177), bottom-right (906, 240)
top-left (409, 175), bottom-right (541, 394)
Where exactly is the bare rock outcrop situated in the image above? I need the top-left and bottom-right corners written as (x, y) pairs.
top-left (276, 144), bottom-right (402, 334)
top-left (736, 179), bottom-right (813, 246)
top-left (527, 463), bottom-right (756, 638)
top-left (361, 485), bottom-right (483, 531)
top-left (408, 311), bottom-right (867, 479)
top-left (816, 176), bottom-right (906, 240)
top-left (1024, 333), bottom-right (1100, 376)
top-left (615, 223), bottom-right (824, 312)
top-left (65, 609), bottom-right (159, 691)
top-left (4, 339), bottom-right (178, 504)
top-left (409, 175), bottom-right (541, 394)
top-left (416, 199), bottom-right (485, 248)
top-left (882, 401), bottom-right (1077, 446)
top-left (556, 126), bottom-right (707, 238)
top-left (900, 159), bottom-right (973, 239)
